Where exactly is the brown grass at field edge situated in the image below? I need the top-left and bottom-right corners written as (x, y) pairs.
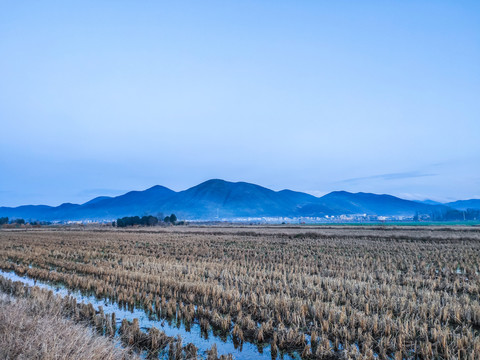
top-left (0, 291), bottom-right (137, 360)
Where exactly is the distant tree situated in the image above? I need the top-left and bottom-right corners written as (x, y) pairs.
top-left (140, 215), bottom-right (158, 226)
top-left (169, 214), bottom-right (177, 223)
top-left (146, 215), bottom-right (158, 226)
top-left (164, 216), bottom-right (171, 223)
top-left (0, 217), bottom-right (8, 225)
top-left (14, 218), bottom-right (25, 225)
top-left (112, 221), bottom-right (116, 227)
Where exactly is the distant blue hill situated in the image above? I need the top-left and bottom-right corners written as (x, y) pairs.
top-left (0, 179), bottom-right (469, 221)
top-left (161, 179), bottom-right (321, 219)
top-left (415, 199), bottom-right (444, 206)
top-left (82, 196), bottom-right (112, 206)
top-left (315, 191), bottom-right (448, 216)
top-left (446, 199), bottom-right (480, 211)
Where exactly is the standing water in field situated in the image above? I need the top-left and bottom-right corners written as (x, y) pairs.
top-left (0, 269), bottom-right (298, 360)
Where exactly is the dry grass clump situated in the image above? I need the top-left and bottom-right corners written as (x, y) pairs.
top-left (0, 291), bottom-right (136, 360)
top-left (1, 227), bottom-right (480, 359)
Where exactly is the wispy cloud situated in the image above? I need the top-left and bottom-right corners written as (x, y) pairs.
top-left (340, 171), bottom-right (437, 184)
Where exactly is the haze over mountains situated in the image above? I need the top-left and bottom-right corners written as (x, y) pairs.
top-left (0, 179), bottom-right (478, 222)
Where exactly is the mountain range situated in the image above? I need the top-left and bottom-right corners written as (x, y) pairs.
top-left (0, 179), bottom-right (478, 221)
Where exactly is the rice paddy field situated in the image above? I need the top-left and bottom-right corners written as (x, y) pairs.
top-left (1, 225), bottom-right (480, 359)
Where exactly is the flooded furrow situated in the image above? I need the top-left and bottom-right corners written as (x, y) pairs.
top-left (0, 269), bottom-right (298, 360)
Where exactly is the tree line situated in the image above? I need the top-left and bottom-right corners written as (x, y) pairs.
top-left (0, 217), bottom-right (26, 225)
top-left (114, 214), bottom-right (178, 228)
top-left (414, 208), bottom-right (480, 221)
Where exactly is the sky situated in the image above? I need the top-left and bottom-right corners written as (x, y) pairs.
top-left (1, 0), bottom-right (479, 207)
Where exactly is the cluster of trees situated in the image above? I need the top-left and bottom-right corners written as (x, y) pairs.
top-left (0, 217), bottom-right (26, 225)
top-left (442, 209), bottom-right (480, 221)
top-left (164, 214), bottom-right (177, 223)
top-left (115, 215), bottom-right (158, 227)
top-left (30, 221), bottom-right (52, 226)
top-left (414, 209), bottom-right (480, 221)
top-left (114, 214), bottom-right (179, 228)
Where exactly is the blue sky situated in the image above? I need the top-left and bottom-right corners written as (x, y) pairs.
top-left (1, 1), bottom-right (479, 206)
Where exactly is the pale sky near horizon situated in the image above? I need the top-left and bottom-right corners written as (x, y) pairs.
top-left (1, 1), bottom-right (479, 207)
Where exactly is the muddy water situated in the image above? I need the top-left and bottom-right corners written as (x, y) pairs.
top-left (0, 269), bottom-right (299, 360)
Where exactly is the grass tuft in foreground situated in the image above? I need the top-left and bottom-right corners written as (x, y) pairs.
top-left (0, 291), bottom-right (137, 360)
